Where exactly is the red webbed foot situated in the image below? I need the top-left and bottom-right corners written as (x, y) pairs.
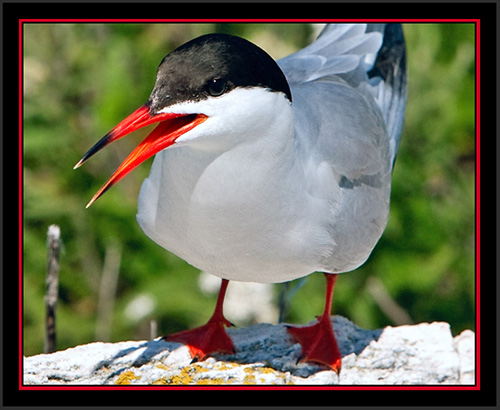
top-left (164, 279), bottom-right (235, 361)
top-left (287, 273), bottom-right (342, 374)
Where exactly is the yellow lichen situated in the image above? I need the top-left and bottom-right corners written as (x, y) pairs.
top-left (155, 363), bottom-right (169, 371)
top-left (168, 366), bottom-right (194, 384)
top-left (153, 363), bottom-right (214, 385)
top-left (243, 374), bottom-right (256, 384)
top-left (191, 363), bottom-right (210, 373)
top-left (213, 362), bottom-right (236, 371)
top-left (151, 361), bottom-right (296, 385)
top-left (196, 377), bottom-right (229, 385)
top-left (259, 366), bottom-right (279, 374)
top-left (115, 370), bottom-right (141, 385)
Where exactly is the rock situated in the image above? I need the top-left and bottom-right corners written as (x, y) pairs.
top-left (23, 316), bottom-right (475, 385)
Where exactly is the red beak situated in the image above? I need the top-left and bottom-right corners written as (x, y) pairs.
top-left (75, 103), bottom-right (207, 208)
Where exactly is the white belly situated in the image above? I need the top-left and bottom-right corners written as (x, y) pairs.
top-left (136, 139), bottom-right (337, 283)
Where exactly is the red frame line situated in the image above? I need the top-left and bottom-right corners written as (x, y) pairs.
top-left (19, 18), bottom-right (481, 391)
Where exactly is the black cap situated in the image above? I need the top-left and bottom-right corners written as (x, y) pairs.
top-left (149, 33), bottom-right (292, 113)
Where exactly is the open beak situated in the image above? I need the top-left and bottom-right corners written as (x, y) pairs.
top-left (74, 103), bottom-right (207, 208)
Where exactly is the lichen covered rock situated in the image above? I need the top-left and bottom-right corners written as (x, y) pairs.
top-left (23, 316), bottom-right (475, 385)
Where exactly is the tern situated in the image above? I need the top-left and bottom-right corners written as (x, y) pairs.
top-left (75, 23), bottom-right (407, 374)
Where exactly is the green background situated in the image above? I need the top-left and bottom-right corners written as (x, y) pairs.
top-left (23, 23), bottom-right (476, 357)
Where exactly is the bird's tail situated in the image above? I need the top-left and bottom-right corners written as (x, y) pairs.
top-left (365, 24), bottom-right (408, 165)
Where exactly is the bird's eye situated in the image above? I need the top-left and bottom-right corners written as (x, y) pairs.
top-left (207, 78), bottom-right (227, 97)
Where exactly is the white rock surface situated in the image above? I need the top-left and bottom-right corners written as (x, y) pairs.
top-left (23, 316), bottom-right (475, 385)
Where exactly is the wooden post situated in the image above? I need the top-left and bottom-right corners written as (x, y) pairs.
top-left (45, 225), bottom-right (61, 354)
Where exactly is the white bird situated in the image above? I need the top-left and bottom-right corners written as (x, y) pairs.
top-left (75, 23), bottom-right (407, 374)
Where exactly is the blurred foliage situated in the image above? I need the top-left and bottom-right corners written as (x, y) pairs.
top-left (23, 23), bottom-right (475, 357)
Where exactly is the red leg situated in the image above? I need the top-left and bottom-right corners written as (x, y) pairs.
top-left (164, 279), bottom-right (235, 361)
top-left (287, 273), bottom-right (342, 374)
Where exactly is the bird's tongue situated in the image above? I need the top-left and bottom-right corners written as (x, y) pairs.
top-left (75, 103), bottom-right (207, 208)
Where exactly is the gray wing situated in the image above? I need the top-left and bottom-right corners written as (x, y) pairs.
top-left (277, 24), bottom-right (383, 85)
top-left (277, 23), bottom-right (407, 166)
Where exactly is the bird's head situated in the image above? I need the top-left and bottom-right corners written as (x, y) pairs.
top-left (75, 33), bottom-right (292, 207)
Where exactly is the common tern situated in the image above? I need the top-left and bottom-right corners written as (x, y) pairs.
top-left (75, 23), bottom-right (407, 373)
